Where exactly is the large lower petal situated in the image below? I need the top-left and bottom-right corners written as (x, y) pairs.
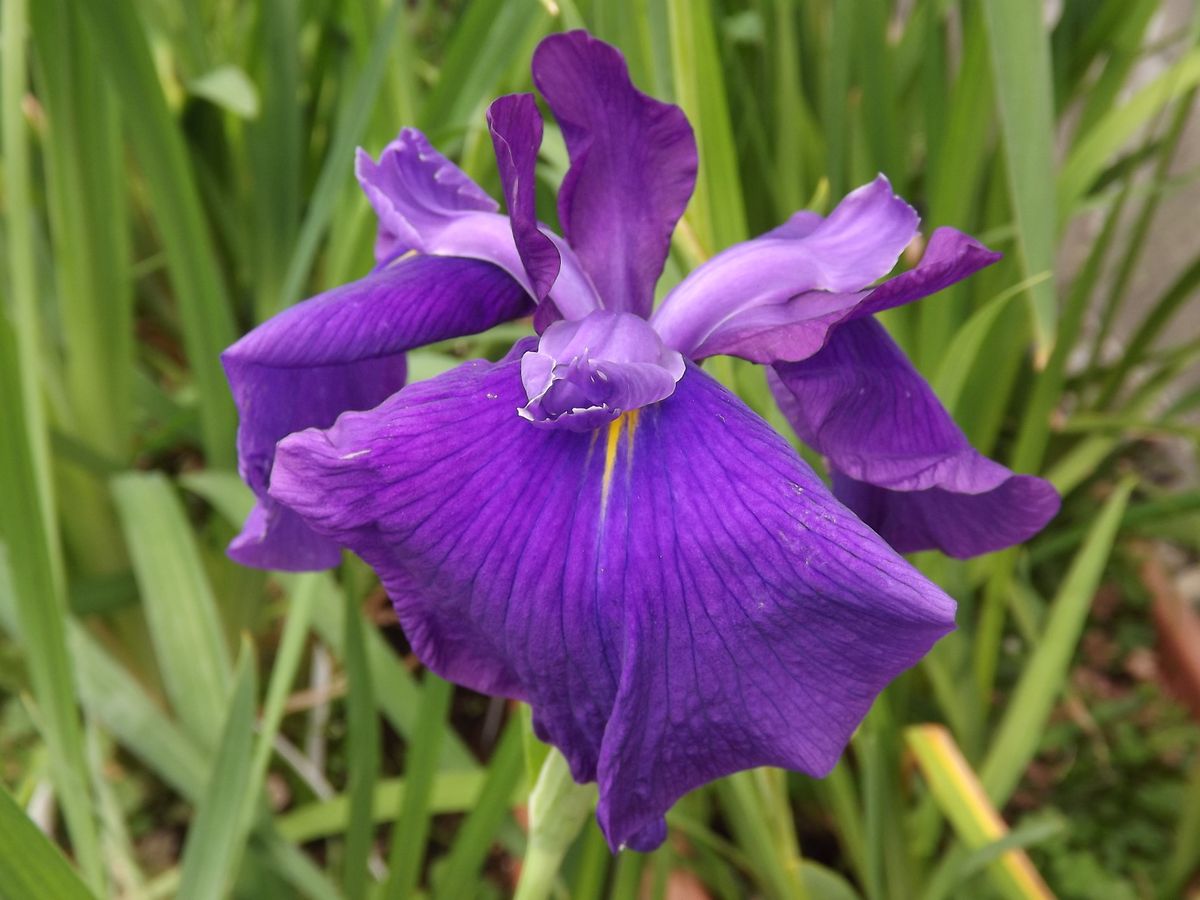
top-left (532, 31), bottom-right (697, 317)
top-left (270, 344), bottom-right (956, 849)
top-left (222, 256), bottom-right (531, 570)
top-left (652, 177), bottom-right (919, 359)
top-left (770, 317), bottom-right (1060, 558)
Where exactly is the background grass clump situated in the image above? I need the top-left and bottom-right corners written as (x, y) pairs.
top-left (2, 0), bottom-right (1200, 897)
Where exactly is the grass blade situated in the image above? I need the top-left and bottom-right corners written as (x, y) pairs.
top-left (276, 0), bottom-right (410, 316)
top-left (176, 639), bottom-right (258, 900)
top-left (1058, 46), bottom-right (1200, 215)
top-left (112, 472), bottom-right (233, 745)
top-left (343, 587), bottom-right (381, 900)
top-left (276, 771), bottom-right (488, 844)
top-left (0, 782), bottom-right (97, 900)
top-left (666, 0), bottom-right (748, 253)
top-left (1, 0), bottom-right (102, 880)
top-left (982, 0), bottom-right (1058, 362)
top-left (78, 0), bottom-right (238, 465)
top-left (980, 477), bottom-right (1136, 804)
top-left (433, 718), bottom-right (525, 900)
top-left (907, 725), bottom-right (1052, 900)
top-left (384, 675), bottom-right (455, 898)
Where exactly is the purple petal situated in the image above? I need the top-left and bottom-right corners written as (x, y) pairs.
top-left (532, 31), bottom-right (697, 316)
top-left (360, 126), bottom-right (600, 319)
top-left (769, 317), bottom-right (1060, 558)
top-left (269, 347), bottom-right (955, 850)
top-left (222, 256), bottom-right (531, 571)
top-left (846, 227), bottom-right (1002, 321)
top-left (486, 94), bottom-right (560, 301)
top-left (356, 128), bottom-right (497, 265)
top-left (519, 311), bottom-right (685, 431)
top-left (651, 176), bottom-right (919, 361)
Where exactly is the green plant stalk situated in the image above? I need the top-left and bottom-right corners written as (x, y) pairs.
top-left (513, 746), bottom-right (596, 900)
top-left (1, 0), bottom-right (103, 885)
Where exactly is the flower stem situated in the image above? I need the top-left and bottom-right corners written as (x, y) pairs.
top-left (513, 747), bottom-right (595, 900)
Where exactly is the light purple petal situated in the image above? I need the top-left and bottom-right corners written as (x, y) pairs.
top-left (357, 129), bottom-right (554, 303)
top-left (532, 31), bottom-right (697, 316)
top-left (269, 347), bottom-right (955, 850)
top-left (222, 256), bottom-right (531, 571)
top-left (356, 128), bottom-right (497, 264)
top-left (651, 176), bottom-right (919, 360)
top-left (769, 317), bottom-right (1060, 558)
top-left (519, 311), bottom-right (685, 431)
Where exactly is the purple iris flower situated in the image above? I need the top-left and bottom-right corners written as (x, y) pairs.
top-left (222, 31), bottom-right (1058, 850)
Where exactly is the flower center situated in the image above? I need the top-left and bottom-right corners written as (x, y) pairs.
top-left (518, 311), bottom-right (685, 431)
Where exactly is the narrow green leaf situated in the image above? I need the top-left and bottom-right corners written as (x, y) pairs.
top-left (418, 0), bottom-right (547, 138)
top-left (666, 0), bottom-right (748, 253)
top-left (244, 0), bottom-right (302, 314)
top-left (343, 589), bottom-right (381, 900)
top-left (176, 640), bottom-right (258, 900)
top-left (384, 675), bottom-right (455, 898)
top-left (934, 273), bottom-right (1049, 415)
top-left (1, 0), bottom-right (102, 880)
top-left (78, 0), bottom-right (238, 465)
top-left (980, 478), bottom-right (1136, 804)
top-left (1058, 46), bottom-right (1200, 214)
top-left (433, 719), bottom-right (525, 900)
top-left (982, 0), bottom-right (1058, 360)
top-left (908, 725), bottom-right (1053, 900)
top-left (112, 472), bottom-right (233, 745)
top-left (31, 0), bottom-right (133, 466)
top-left (917, 4), bottom-right (993, 370)
top-left (276, 771), bottom-right (488, 844)
top-left (0, 782), bottom-right (97, 900)
top-left (276, 0), bottom-right (411, 316)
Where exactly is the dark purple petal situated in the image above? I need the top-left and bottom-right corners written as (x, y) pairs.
top-left (519, 311), bottom-right (685, 431)
top-left (769, 317), bottom-right (1060, 558)
top-left (829, 472), bottom-right (1061, 559)
top-left (532, 31), bottom-right (697, 316)
top-left (846, 227), bottom-right (1002, 321)
top-left (269, 348), bottom-right (955, 849)
top-left (222, 256), bottom-right (531, 571)
top-left (486, 94), bottom-right (560, 301)
top-left (651, 176), bottom-right (919, 361)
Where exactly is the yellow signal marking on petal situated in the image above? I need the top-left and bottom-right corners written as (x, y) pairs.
top-left (599, 410), bottom-right (640, 519)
